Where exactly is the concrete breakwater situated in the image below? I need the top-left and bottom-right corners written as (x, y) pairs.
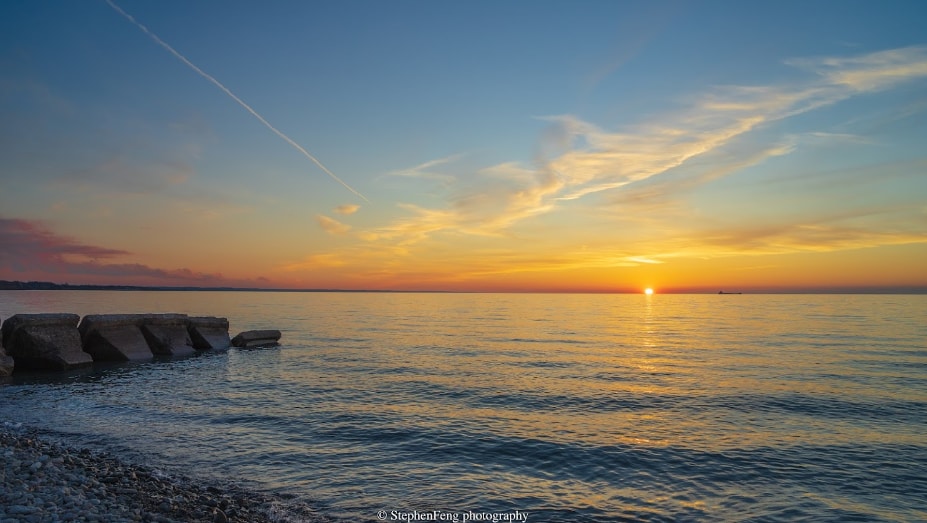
top-left (0, 313), bottom-right (281, 376)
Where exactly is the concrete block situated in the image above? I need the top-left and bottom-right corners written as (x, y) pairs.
top-left (1, 313), bottom-right (91, 371)
top-left (187, 316), bottom-right (231, 351)
top-left (139, 314), bottom-right (195, 357)
top-left (231, 329), bottom-right (281, 348)
top-left (78, 314), bottom-right (154, 362)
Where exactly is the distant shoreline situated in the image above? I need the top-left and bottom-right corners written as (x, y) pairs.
top-left (0, 280), bottom-right (442, 293)
top-left (1, 280), bottom-right (925, 294)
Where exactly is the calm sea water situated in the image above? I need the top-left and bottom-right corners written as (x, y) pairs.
top-left (0, 291), bottom-right (925, 522)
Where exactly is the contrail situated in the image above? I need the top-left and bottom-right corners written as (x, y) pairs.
top-left (104, 0), bottom-right (368, 202)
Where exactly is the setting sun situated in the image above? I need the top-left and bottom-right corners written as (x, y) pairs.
top-left (644, 288), bottom-right (654, 295)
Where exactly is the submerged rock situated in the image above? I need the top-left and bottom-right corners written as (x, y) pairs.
top-left (231, 330), bottom-right (281, 348)
top-left (78, 314), bottom-right (154, 362)
top-left (0, 314), bottom-right (91, 371)
top-left (187, 317), bottom-right (231, 351)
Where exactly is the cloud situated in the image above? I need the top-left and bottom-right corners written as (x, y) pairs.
top-left (0, 216), bottom-right (246, 286)
top-left (316, 215), bottom-right (351, 235)
top-left (281, 253), bottom-right (347, 271)
top-left (683, 221), bottom-right (927, 257)
top-left (787, 46), bottom-right (927, 92)
top-left (45, 150), bottom-right (260, 224)
top-left (602, 138), bottom-right (797, 213)
top-left (57, 156), bottom-right (195, 197)
top-left (0, 218), bottom-right (128, 266)
top-left (334, 204), bottom-right (360, 215)
top-left (275, 46), bottom-right (927, 287)
top-left (386, 154), bottom-right (463, 183)
top-left (360, 204), bottom-right (457, 244)
top-left (364, 46), bottom-right (927, 249)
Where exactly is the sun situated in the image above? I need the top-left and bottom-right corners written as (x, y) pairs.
top-left (644, 288), bottom-right (654, 295)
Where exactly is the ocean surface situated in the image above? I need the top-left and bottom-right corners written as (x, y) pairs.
top-left (0, 291), bottom-right (925, 522)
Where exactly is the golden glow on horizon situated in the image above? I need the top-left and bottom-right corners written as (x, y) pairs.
top-left (644, 288), bottom-right (654, 295)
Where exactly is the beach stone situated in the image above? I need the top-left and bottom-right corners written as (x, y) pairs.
top-left (0, 314), bottom-right (91, 371)
top-left (78, 315), bottom-right (154, 362)
top-left (231, 330), bottom-right (282, 348)
top-left (138, 314), bottom-right (195, 357)
top-left (186, 317), bottom-right (231, 351)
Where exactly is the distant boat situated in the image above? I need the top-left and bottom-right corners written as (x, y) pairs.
top-left (718, 290), bottom-right (742, 294)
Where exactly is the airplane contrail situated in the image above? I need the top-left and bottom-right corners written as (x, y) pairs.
top-left (104, 0), bottom-right (368, 202)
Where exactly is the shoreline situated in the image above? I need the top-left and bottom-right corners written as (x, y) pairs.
top-left (0, 424), bottom-right (333, 523)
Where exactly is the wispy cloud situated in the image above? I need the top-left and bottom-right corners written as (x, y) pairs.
top-left (602, 137), bottom-right (797, 213)
top-left (281, 253), bottom-right (347, 271)
top-left (677, 221), bottom-right (927, 257)
top-left (360, 204), bottom-right (457, 244)
top-left (365, 46), bottom-right (927, 249)
top-left (316, 215), bottom-right (351, 235)
top-left (56, 156), bottom-right (194, 197)
top-left (386, 154), bottom-right (463, 183)
top-left (786, 46), bottom-right (927, 92)
top-left (334, 204), bottom-right (360, 215)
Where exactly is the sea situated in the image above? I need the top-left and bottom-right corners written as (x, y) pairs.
top-left (0, 291), bottom-right (925, 522)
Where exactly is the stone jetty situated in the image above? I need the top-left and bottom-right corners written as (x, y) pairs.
top-left (0, 313), bottom-right (280, 374)
top-left (231, 329), bottom-right (282, 348)
top-left (1, 314), bottom-right (92, 371)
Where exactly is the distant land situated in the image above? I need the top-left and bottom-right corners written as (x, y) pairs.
top-left (0, 280), bottom-right (407, 293)
top-left (1, 280), bottom-right (925, 294)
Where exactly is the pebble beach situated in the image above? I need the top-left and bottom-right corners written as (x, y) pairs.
top-left (0, 424), bottom-right (331, 523)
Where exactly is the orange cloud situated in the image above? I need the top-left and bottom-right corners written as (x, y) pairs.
top-left (316, 215), bottom-right (351, 235)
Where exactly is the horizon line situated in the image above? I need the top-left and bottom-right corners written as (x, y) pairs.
top-left (1, 280), bottom-right (926, 295)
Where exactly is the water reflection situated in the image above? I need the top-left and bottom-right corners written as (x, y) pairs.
top-left (1, 292), bottom-right (925, 521)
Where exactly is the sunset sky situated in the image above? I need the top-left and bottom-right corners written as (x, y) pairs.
top-left (2, 1), bottom-right (926, 292)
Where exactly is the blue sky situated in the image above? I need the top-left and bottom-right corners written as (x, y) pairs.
top-left (1, 1), bottom-right (926, 291)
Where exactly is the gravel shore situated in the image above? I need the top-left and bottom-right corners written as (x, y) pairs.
top-left (0, 424), bottom-right (332, 523)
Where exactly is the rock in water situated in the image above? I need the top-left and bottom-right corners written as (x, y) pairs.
top-left (231, 330), bottom-right (282, 348)
top-left (0, 313), bottom-right (91, 370)
top-left (187, 317), bottom-right (231, 351)
top-left (78, 314), bottom-right (155, 362)
top-left (138, 314), bottom-right (196, 357)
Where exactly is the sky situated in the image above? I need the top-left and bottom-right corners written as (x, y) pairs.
top-left (1, 0), bottom-right (926, 293)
